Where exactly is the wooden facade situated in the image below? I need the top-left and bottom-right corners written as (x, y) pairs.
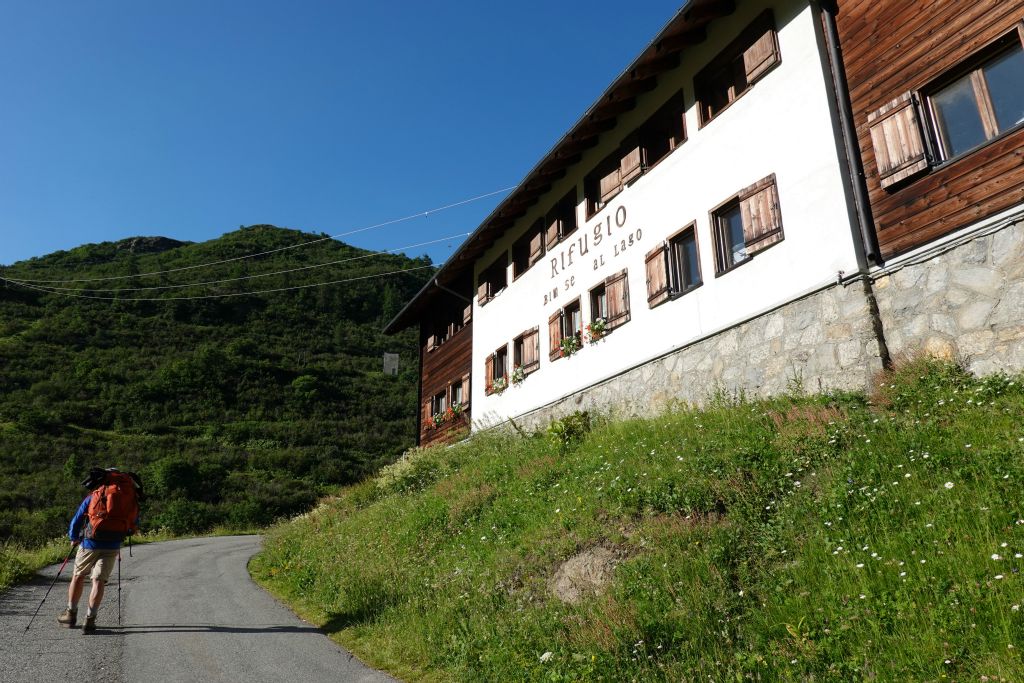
top-left (836, 0), bottom-right (1024, 258)
top-left (419, 316), bottom-right (472, 447)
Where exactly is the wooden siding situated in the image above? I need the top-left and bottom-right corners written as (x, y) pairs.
top-left (836, 0), bottom-right (1024, 258)
top-left (420, 319), bottom-right (472, 447)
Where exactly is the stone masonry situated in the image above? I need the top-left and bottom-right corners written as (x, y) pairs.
top-left (509, 280), bottom-right (886, 432)
top-left (873, 217), bottom-right (1024, 377)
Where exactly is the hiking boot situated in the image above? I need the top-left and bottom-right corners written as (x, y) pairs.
top-left (57, 609), bottom-right (77, 628)
top-left (82, 616), bottom-right (96, 633)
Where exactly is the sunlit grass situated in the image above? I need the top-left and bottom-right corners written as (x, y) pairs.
top-left (247, 358), bottom-right (1022, 680)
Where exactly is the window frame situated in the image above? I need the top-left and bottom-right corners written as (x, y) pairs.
top-left (923, 30), bottom-right (1024, 165)
top-left (710, 174), bottom-right (784, 276)
top-left (669, 223), bottom-right (703, 296)
top-left (512, 326), bottom-right (541, 377)
top-left (484, 344), bottom-right (508, 395)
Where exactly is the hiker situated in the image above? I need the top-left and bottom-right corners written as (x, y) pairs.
top-left (58, 468), bottom-right (141, 632)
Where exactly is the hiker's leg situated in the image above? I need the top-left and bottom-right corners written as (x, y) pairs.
top-left (68, 574), bottom-right (85, 607)
top-left (88, 579), bottom-right (105, 610)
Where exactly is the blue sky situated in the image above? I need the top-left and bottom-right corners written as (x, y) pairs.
top-left (0, 1), bottom-right (683, 268)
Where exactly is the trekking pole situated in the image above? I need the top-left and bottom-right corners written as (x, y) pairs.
top-left (117, 550), bottom-right (122, 627)
top-left (25, 541), bottom-right (77, 632)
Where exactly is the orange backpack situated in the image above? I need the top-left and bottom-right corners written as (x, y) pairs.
top-left (85, 471), bottom-right (140, 542)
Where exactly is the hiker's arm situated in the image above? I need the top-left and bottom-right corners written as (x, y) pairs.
top-left (68, 496), bottom-right (89, 541)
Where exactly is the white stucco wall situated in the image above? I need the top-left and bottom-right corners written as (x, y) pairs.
top-left (471, 0), bottom-right (861, 427)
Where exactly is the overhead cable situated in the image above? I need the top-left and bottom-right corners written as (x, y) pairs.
top-left (3, 264), bottom-right (437, 302)
top-left (6, 185), bottom-right (513, 284)
top-left (3, 232), bottom-right (469, 294)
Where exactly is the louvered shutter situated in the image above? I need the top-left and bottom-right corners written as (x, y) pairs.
top-left (484, 355), bottom-right (494, 394)
top-left (427, 334), bottom-right (438, 352)
top-left (868, 92), bottom-right (929, 189)
top-left (421, 400), bottom-right (432, 432)
top-left (599, 167), bottom-right (621, 204)
top-left (477, 277), bottom-right (489, 304)
top-left (545, 215), bottom-right (561, 250)
top-left (739, 175), bottom-right (784, 256)
top-left (548, 310), bottom-right (562, 361)
top-left (463, 304), bottom-right (472, 325)
top-left (645, 243), bottom-right (671, 308)
top-left (605, 269), bottom-right (630, 330)
top-left (529, 228), bottom-right (545, 266)
top-left (620, 135), bottom-right (644, 185)
top-left (743, 22), bottom-right (779, 84)
top-left (461, 373), bottom-right (471, 409)
top-left (522, 327), bottom-right (540, 372)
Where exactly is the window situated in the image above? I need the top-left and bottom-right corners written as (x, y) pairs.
top-left (590, 284), bottom-right (608, 322)
top-left (589, 269), bottom-right (631, 332)
top-left (484, 345), bottom-right (508, 395)
top-left (711, 174), bottom-right (783, 274)
top-left (928, 39), bottom-right (1024, 160)
top-left (545, 189), bottom-right (578, 250)
top-left (431, 390), bottom-right (446, 416)
top-left (477, 253), bottom-right (508, 305)
top-left (513, 327), bottom-right (541, 377)
top-left (637, 91), bottom-right (686, 169)
top-left (585, 153), bottom-right (622, 217)
top-left (548, 298), bottom-right (583, 361)
top-left (869, 31), bottom-right (1024, 190)
top-left (512, 218), bottom-right (545, 279)
top-left (450, 380), bottom-right (464, 407)
top-left (645, 224), bottom-right (702, 308)
top-left (696, 11), bottom-right (779, 126)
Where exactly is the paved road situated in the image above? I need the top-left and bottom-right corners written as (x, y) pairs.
top-left (0, 536), bottom-right (397, 683)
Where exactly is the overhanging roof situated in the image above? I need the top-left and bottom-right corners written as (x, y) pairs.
top-left (384, 0), bottom-right (737, 335)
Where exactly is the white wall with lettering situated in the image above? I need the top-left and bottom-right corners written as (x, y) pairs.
top-left (470, 0), bottom-right (861, 427)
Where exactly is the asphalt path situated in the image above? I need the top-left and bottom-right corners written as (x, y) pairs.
top-left (0, 536), bottom-right (397, 683)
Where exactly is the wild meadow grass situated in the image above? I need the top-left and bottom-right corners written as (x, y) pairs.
top-left (251, 358), bottom-right (1024, 681)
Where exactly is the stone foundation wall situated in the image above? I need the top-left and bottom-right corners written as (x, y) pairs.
top-left (873, 217), bottom-right (1024, 377)
top-left (509, 281), bottom-right (886, 432)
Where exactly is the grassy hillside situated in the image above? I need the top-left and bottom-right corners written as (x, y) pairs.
top-left (252, 358), bottom-right (1024, 682)
top-left (0, 226), bottom-right (432, 546)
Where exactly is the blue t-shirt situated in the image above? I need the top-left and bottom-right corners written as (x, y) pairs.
top-left (68, 494), bottom-right (139, 550)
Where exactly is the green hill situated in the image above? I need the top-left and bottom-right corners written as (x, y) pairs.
top-left (0, 225), bottom-right (433, 545)
top-left (251, 358), bottom-right (1024, 682)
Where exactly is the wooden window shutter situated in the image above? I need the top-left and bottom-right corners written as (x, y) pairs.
top-left (461, 373), bottom-right (471, 408)
top-left (743, 19), bottom-right (779, 84)
top-left (868, 92), bottom-right (929, 189)
top-left (463, 304), bottom-right (472, 325)
top-left (599, 167), bottom-right (621, 204)
top-left (477, 277), bottom-right (489, 304)
top-left (421, 400), bottom-right (432, 429)
top-left (484, 355), bottom-right (494, 394)
top-left (739, 174), bottom-right (784, 256)
top-left (529, 227), bottom-right (545, 266)
top-left (620, 134), bottom-right (644, 185)
top-left (427, 334), bottom-right (438, 352)
top-left (545, 215), bottom-right (561, 250)
top-left (645, 243), bottom-right (671, 308)
top-left (548, 310), bottom-right (562, 361)
top-left (521, 327), bottom-right (540, 372)
top-left (605, 269), bottom-right (630, 329)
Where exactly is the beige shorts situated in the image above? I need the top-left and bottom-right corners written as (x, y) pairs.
top-left (71, 548), bottom-right (119, 583)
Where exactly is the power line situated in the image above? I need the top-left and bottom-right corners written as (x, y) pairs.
top-left (2, 232), bottom-right (469, 294)
top-left (5, 185), bottom-right (513, 284)
top-left (4, 264), bottom-right (437, 302)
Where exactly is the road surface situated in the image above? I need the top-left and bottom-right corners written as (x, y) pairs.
top-left (0, 536), bottom-right (397, 683)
